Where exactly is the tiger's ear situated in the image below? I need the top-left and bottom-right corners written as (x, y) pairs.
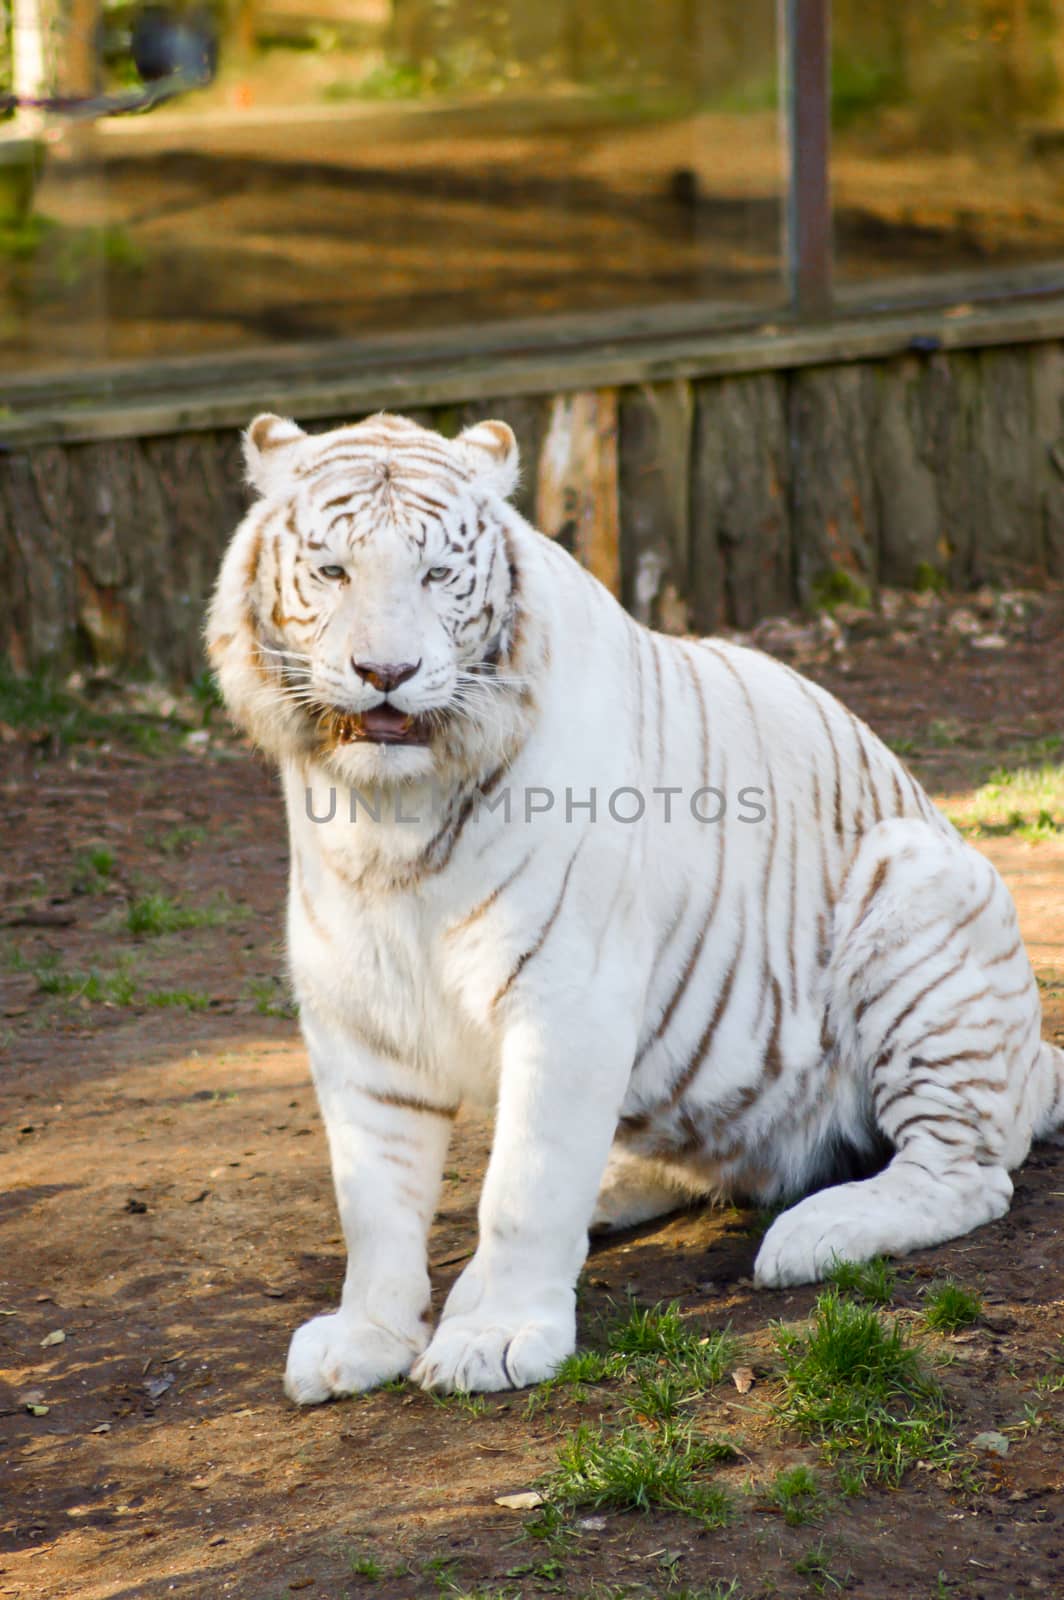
top-left (456, 419), bottom-right (520, 501)
top-left (243, 414), bottom-right (307, 497)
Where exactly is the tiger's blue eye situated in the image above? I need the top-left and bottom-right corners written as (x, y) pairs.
top-left (426, 566), bottom-right (452, 583)
top-left (319, 565), bottom-right (346, 581)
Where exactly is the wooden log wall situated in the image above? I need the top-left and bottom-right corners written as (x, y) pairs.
top-left (3, 340), bottom-right (1064, 681)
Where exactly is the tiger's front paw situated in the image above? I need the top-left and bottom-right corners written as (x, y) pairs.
top-left (410, 1306), bottom-right (573, 1394)
top-left (284, 1310), bottom-right (426, 1404)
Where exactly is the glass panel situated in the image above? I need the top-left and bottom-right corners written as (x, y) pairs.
top-left (1, 0), bottom-right (783, 380)
top-left (832, 1), bottom-right (1064, 299)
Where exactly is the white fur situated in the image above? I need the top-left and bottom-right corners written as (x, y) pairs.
top-left (206, 412), bottom-right (1064, 1397)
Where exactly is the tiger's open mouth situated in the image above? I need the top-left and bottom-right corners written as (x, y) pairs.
top-left (314, 703), bottom-right (433, 747)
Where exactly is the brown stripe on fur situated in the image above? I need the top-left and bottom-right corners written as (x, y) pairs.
top-left (244, 527), bottom-right (263, 592)
top-left (699, 643), bottom-right (764, 753)
top-left (649, 632), bottom-right (666, 778)
top-left (890, 1112), bottom-right (973, 1147)
top-left (875, 953), bottom-right (969, 1055)
top-left (761, 974), bottom-right (785, 1081)
top-left (359, 1086), bottom-right (459, 1119)
top-left (490, 844), bottom-right (583, 1011)
top-left (985, 937), bottom-right (1022, 968)
top-left (679, 647), bottom-right (710, 787)
top-left (756, 767), bottom-right (779, 996)
top-left (912, 992), bottom-right (994, 1044)
top-left (446, 848), bottom-right (535, 939)
top-left (666, 902), bottom-right (747, 1107)
top-left (633, 753), bottom-right (729, 1067)
top-left (954, 874), bottom-right (997, 933)
top-left (855, 920), bottom-right (958, 1025)
top-left (790, 674), bottom-right (847, 843)
top-left (852, 856), bottom-right (890, 934)
top-left (785, 804), bottom-right (800, 1010)
top-left (852, 717), bottom-right (883, 824)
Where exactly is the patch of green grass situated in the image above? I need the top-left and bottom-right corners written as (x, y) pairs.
top-left (346, 1549), bottom-right (385, 1580)
top-left (923, 1280), bottom-right (983, 1333)
top-left (947, 763), bottom-right (1064, 841)
top-left (810, 567), bottom-right (872, 613)
top-left (913, 561), bottom-right (948, 595)
top-left (767, 1464), bottom-right (822, 1526)
top-left (155, 825), bottom-right (206, 856)
top-left (552, 1349), bottom-right (619, 1385)
top-left (248, 977), bottom-right (299, 1020)
top-left (0, 662), bottom-right (184, 754)
top-left (12, 949), bottom-right (208, 1011)
top-left (793, 1537), bottom-right (850, 1593)
top-left (605, 1300), bottom-right (737, 1386)
top-left (427, 1388), bottom-right (488, 1418)
top-left (826, 1255), bottom-right (896, 1305)
top-left (323, 59), bottom-right (430, 102)
top-left (144, 988), bottom-right (210, 1011)
top-left (125, 892), bottom-right (234, 937)
top-left (546, 1418), bottom-right (733, 1525)
top-left (72, 845), bottom-right (115, 894)
top-left (772, 1289), bottom-right (954, 1485)
top-left (1034, 1339), bottom-right (1064, 1396)
top-left (519, 1500), bottom-right (575, 1553)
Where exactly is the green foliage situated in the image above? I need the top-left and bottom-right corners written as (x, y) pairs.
top-left (605, 1300), bottom-right (737, 1385)
top-left (767, 1464), bottom-right (822, 1526)
top-left (825, 1255), bottom-right (896, 1305)
top-left (922, 1280), bottom-right (983, 1334)
top-left (772, 1290), bottom-right (954, 1484)
top-left (125, 892), bottom-right (233, 936)
top-left (248, 977), bottom-right (299, 1020)
top-left (547, 1417), bottom-right (733, 1524)
top-left (809, 568), bottom-right (872, 613)
top-left (72, 845), bottom-right (116, 894)
top-left (0, 662), bottom-right (183, 754)
top-left (793, 1538), bottom-right (850, 1594)
top-left (947, 763), bottom-right (1064, 841)
top-left (831, 50), bottom-right (905, 129)
top-left (913, 561), bottom-right (948, 595)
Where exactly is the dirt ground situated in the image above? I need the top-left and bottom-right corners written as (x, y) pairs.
top-left (1, 589), bottom-right (1063, 1600)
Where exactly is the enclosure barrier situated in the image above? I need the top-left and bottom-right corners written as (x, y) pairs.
top-left (3, 298), bottom-right (1064, 681)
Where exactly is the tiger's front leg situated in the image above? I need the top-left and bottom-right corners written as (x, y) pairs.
top-left (411, 1001), bottom-right (638, 1393)
top-left (284, 1005), bottom-right (455, 1404)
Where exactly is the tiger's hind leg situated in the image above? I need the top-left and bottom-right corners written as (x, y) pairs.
top-left (756, 818), bottom-right (1044, 1288)
top-left (590, 1145), bottom-right (699, 1234)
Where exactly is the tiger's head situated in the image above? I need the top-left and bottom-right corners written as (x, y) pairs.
top-left (206, 411), bottom-right (536, 787)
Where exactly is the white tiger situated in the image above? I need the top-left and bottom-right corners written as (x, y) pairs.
top-left (206, 410), bottom-right (1064, 1400)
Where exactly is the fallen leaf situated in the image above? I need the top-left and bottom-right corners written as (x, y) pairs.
top-left (27, 1404), bottom-right (49, 1416)
top-left (90, 1423), bottom-right (111, 1434)
top-left (972, 1431), bottom-right (1010, 1457)
top-left (494, 1491), bottom-right (543, 1511)
top-left (732, 1366), bottom-right (755, 1394)
top-left (289, 1582), bottom-right (315, 1592)
top-left (40, 1329), bottom-right (65, 1348)
top-left (144, 1373), bottom-right (174, 1401)
top-left (189, 1480), bottom-right (211, 1492)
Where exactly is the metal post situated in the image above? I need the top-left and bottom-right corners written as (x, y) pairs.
top-left (780, 0), bottom-right (833, 318)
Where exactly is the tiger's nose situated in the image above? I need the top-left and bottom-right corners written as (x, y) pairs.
top-left (351, 658), bottom-right (422, 694)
